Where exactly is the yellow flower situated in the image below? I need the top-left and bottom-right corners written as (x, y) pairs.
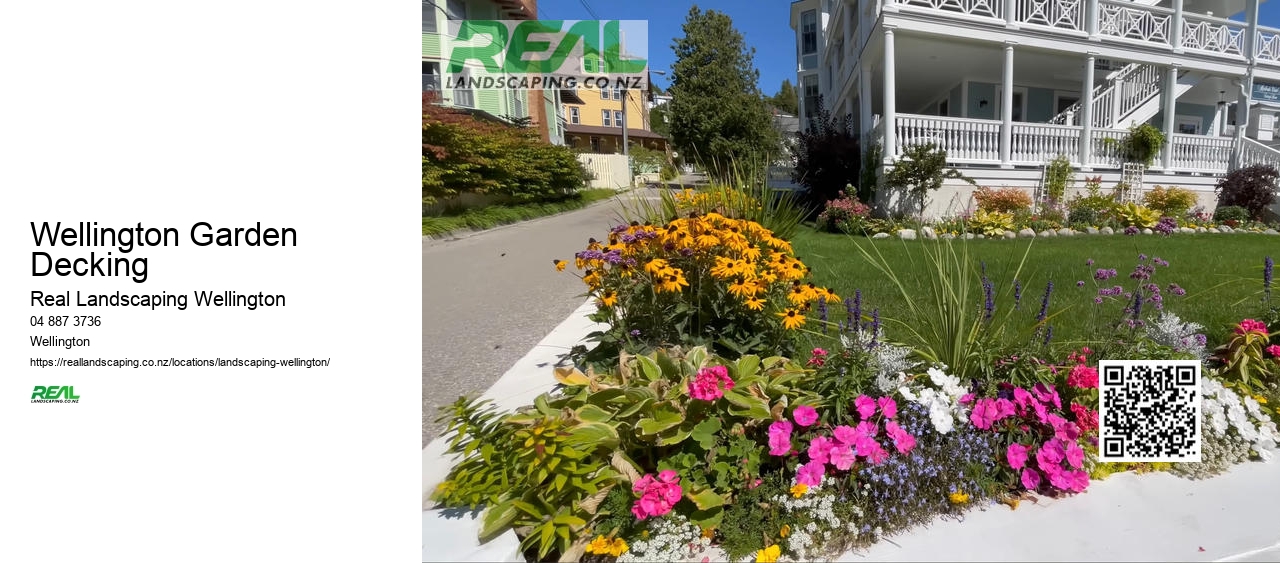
top-left (657, 271), bottom-right (689, 293)
top-left (777, 308), bottom-right (806, 330)
top-left (756, 544), bottom-right (781, 563)
top-left (598, 290), bottom-right (618, 308)
top-left (607, 538), bottom-right (628, 557)
top-left (789, 483), bottom-right (808, 498)
top-left (949, 490), bottom-right (970, 504)
top-left (728, 279), bottom-right (757, 299)
top-left (744, 297), bottom-right (766, 311)
top-left (711, 256), bottom-right (739, 280)
top-left (701, 527), bottom-right (716, 540)
top-left (582, 270), bottom-right (602, 290)
top-left (645, 258), bottom-right (670, 277)
top-left (586, 535), bottom-right (610, 555)
top-left (780, 524), bottom-right (791, 538)
top-left (553, 259), bottom-right (567, 272)
top-left (1255, 395), bottom-right (1269, 405)
top-left (787, 285), bottom-right (810, 306)
top-left (740, 243), bottom-right (763, 262)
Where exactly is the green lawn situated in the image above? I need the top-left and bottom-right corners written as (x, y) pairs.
top-left (792, 228), bottom-right (1277, 347)
top-left (423, 188), bottom-right (618, 237)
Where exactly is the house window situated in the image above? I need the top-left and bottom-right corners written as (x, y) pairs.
top-left (614, 110), bottom-right (624, 128)
top-left (1176, 116), bottom-right (1202, 135)
top-left (454, 68), bottom-right (475, 108)
top-left (613, 86), bottom-right (623, 100)
top-left (801, 11), bottom-right (818, 55)
top-left (803, 75), bottom-right (819, 120)
top-left (590, 136), bottom-right (601, 152)
top-left (600, 87), bottom-right (609, 100)
top-left (422, 61), bottom-right (440, 93)
top-left (509, 90), bottom-right (525, 118)
top-left (602, 110), bottom-right (612, 127)
top-left (422, 1), bottom-right (437, 33)
top-left (570, 107), bottom-right (580, 124)
top-left (446, 0), bottom-right (467, 20)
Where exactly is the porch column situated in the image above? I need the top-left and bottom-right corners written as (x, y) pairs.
top-left (860, 66), bottom-right (873, 142)
top-left (1171, 0), bottom-right (1184, 53)
top-left (1162, 64), bottom-right (1179, 171)
top-left (1000, 42), bottom-right (1015, 167)
top-left (1080, 54), bottom-right (1096, 169)
top-left (1086, 0), bottom-right (1099, 39)
top-left (883, 27), bottom-right (897, 161)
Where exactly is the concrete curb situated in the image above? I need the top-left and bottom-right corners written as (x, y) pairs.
top-left (422, 189), bottom-right (639, 244)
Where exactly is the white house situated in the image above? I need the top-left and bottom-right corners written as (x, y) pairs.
top-left (790, 0), bottom-right (1280, 217)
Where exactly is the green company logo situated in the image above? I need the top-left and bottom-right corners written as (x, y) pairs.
top-left (444, 20), bottom-right (648, 90)
top-left (32, 385), bottom-right (80, 403)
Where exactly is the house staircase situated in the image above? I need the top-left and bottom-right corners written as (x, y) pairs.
top-left (1048, 63), bottom-right (1208, 129)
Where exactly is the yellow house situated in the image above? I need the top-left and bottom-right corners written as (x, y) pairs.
top-left (563, 86), bottom-right (668, 154)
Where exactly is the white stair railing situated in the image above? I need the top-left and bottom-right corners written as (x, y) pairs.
top-left (1239, 137), bottom-right (1280, 170)
top-left (1048, 63), bottom-right (1165, 128)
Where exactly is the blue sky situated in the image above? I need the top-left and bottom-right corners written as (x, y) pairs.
top-left (538, 0), bottom-right (798, 96)
top-left (539, 0), bottom-right (1280, 97)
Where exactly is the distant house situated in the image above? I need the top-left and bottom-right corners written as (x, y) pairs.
top-left (421, 0), bottom-right (573, 145)
top-left (562, 84), bottom-right (669, 154)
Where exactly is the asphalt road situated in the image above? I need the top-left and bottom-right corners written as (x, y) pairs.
top-left (422, 189), bottom-right (666, 446)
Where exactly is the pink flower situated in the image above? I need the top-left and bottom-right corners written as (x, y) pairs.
top-left (861, 441), bottom-right (889, 465)
top-left (829, 444), bottom-right (857, 470)
top-left (878, 396), bottom-right (898, 419)
top-left (959, 393), bottom-right (975, 405)
top-left (1267, 344), bottom-right (1280, 359)
top-left (1066, 441), bottom-right (1085, 469)
top-left (796, 459), bottom-right (825, 486)
top-left (1031, 400), bottom-right (1049, 424)
top-left (1071, 403), bottom-right (1098, 431)
top-left (1021, 468), bottom-right (1041, 490)
top-left (885, 421), bottom-right (915, 454)
top-left (1237, 319), bottom-right (1269, 335)
top-left (1013, 387), bottom-right (1034, 413)
top-left (1065, 469), bottom-right (1090, 492)
top-left (631, 471), bottom-right (682, 520)
top-left (969, 398), bottom-right (1000, 430)
top-left (688, 365), bottom-right (734, 401)
top-left (994, 398), bottom-right (1016, 421)
top-left (1036, 439), bottom-right (1066, 471)
top-left (855, 395), bottom-right (878, 419)
top-left (793, 405), bottom-right (819, 427)
top-left (1032, 383), bottom-right (1062, 409)
top-left (1047, 466), bottom-right (1072, 490)
top-left (832, 425), bottom-right (857, 447)
top-left (855, 420), bottom-right (878, 440)
top-left (768, 420), bottom-right (793, 456)
top-left (807, 348), bottom-right (829, 367)
top-left (1067, 364), bottom-right (1099, 389)
top-left (1048, 415), bottom-right (1081, 441)
top-left (1006, 443), bottom-right (1029, 470)
top-left (808, 436), bottom-right (833, 465)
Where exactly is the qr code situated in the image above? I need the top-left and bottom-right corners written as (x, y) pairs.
top-left (1098, 360), bottom-right (1201, 462)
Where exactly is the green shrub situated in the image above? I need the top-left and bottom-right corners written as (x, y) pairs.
top-left (1142, 186), bottom-right (1198, 217)
top-left (422, 92), bottom-right (588, 205)
top-left (1113, 202), bottom-right (1161, 228)
top-left (885, 143), bottom-right (976, 216)
top-left (1043, 155), bottom-right (1074, 205)
top-left (793, 99), bottom-right (863, 210)
top-left (968, 209), bottom-right (1015, 236)
top-left (1215, 165), bottom-right (1279, 220)
top-left (1116, 123), bottom-right (1165, 166)
top-left (1214, 205), bottom-right (1251, 222)
top-left (1067, 207), bottom-right (1100, 226)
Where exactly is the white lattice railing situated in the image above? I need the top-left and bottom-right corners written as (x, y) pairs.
top-left (1114, 64), bottom-right (1162, 120)
top-left (894, 114), bottom-right (1002, 162)
top-left (1240, 138), bottom-right (1280, 170)
top-left (898, 0), bottom-right (1003, 20)
top-left (1013, 0), bottom-right (1085, 32)
top-left (1094, 0), bottom-right (1172, 46)
top-left (1257, 27), bottom-right (1280, 64)
top-left (1165, 134), bottom-right (1234, 171)
top-left (1181, 14), bottom-right (1246, 56)
top-left (1010, 122), bottom-right (1081, 164)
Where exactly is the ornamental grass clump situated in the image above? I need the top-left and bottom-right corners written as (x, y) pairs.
top-left (561, 212), bottom-right (836, 359)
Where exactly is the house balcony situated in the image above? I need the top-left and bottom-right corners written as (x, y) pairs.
top-left (886, 0), bottom-right (1280, 69)
top-left (877, 113), bottom-right (1237, 172)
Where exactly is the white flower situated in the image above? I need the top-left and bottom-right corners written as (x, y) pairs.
top-left (1209, 412), bottom-right (1230, 434)
top-left (927, 367), bottom-right (950, 387)
top-left (1257, 448), bottom-right (1274, 462)
top-left (930, 405), bottom-right (955, 434)
top-left (1244, 396), bottom-right (1265, 419)
top-left (1227, 403), bottom-right (1248, 426)
top-left (898, 386), bottom-right (917, 401)
top-left (1238, 421), bottom-right (1260, 442)
top-left (1203, 377), bottom-right (1223, 395)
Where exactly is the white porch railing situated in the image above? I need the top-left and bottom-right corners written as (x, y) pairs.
top-left (1010, 122), bottom-right (1081, 163)
top-left (1048, 62), bottom-right (1158, 128)
top-left (1165, 134), bottom-right (1234, 171)
top-left (888, 113), bottom-right (1242, 173)
top-left (894, 114), bottom-right (1001, 162)
top-left (1240, 138), bottom-right (1280, 170)
top-left (1181, 13), bottom-right (1246, 57)
top-left (895, 0), bottom-right (1270, 65)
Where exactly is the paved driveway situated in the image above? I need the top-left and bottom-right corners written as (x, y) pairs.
top-left (422, 191), bottom-right (661, 445)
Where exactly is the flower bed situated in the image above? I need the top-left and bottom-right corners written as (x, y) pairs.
top-left (429, 188), bottom-right (1280, 563)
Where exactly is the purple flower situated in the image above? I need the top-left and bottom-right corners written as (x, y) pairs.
top-left (1125, 226), bottom-right (1139, 236)
top-left (868, 308), bottom-right (881, 349)
top-left (1076, 280), bottom-right (1085, 287)
top-left (1265, 256), bottom-right (1274, 298)
top-left (1043, 325), bottom-right (1054, 347)
top-left (983, 276), bottom-right (995, 321)
top-left (1014, 279), bottom-right (1023, 310)
top-left (1086, 259), bottom-right (1094, 266)
top-left (1131, 288), bottom-right (1144, 320)
top-left (818, 296), bottom-right (829, 335)
top-left (1037, 281), bottom-right (1054, 323)
top-left (1095, 268), bottom-right (1118, 281)
top-left (630, 329), bottom-right (642, 337)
